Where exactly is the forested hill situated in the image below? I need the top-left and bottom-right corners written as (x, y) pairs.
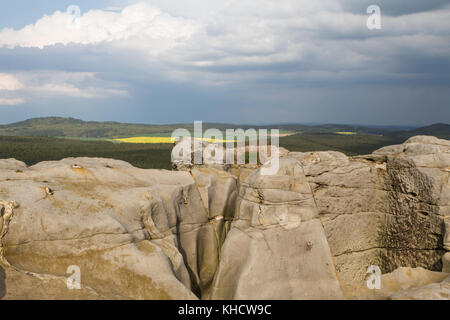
top-left (0, 117), bottom-right (191, 138)
top-left (1, 117), bottom-right (448, 140)
top-left (388, 123), bottom-right (450, 141)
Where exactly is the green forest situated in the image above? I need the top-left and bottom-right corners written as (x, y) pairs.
top-left (0, 136), bottom-right (173, 169)
top-left (0, 117), bottom-right (449, 169)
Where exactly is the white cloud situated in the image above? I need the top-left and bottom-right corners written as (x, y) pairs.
top-left (0, 97), bottom-right (25, 106)
top-left (0, 2), bottom-right (199, 50)
top-left (15, 71), bottom-right (127, 99)
top-left (0, 71), bottom-right (128, 104)
top-left (0, 73), bottom-right (23, 91)
top-left (0, 73), bottom-right (25, 106)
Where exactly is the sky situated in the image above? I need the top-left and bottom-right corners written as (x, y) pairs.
top-left (0, 0), bottom-right (449, 126)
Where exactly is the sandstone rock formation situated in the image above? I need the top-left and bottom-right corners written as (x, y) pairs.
top-left (207, 158), bottom-right (342, 299)
top-left (341, 266), bottom-right (449, 300)
top-left (378, 267), bottom-right (450, 300)
top-left (0, 135), bottom-right (449, 300)
top-left (0, 158), bottom-right (203, 299)
top-left (389, 276), bottom-right (450, 300)
top-left (289, 136), bottom-right (449, 289)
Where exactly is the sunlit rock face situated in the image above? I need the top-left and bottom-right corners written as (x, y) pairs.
top-left (0, 158), bottom-right (203, 299)
top-left (0, 135), bottom-right (449, 300)
top-left (290, 136), bottom-right (450, 288)
top-left (207, 158), bottom-right (343, 300)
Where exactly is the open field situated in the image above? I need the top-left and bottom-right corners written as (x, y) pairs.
top-left (113, 137), bottom-right (239, 144)
top-left (113, 137), bottom-right (175, 144)
top-left (335, 132), bottom-right (357, 135)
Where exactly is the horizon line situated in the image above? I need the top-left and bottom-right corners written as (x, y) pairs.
top-left (2, 116), bottom-right (447, 129)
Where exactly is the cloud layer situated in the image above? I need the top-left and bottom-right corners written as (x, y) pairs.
top-left (0, 2), bottom-right (199, 50)
top-left (0, 1), bottom-right (448, 125)
top-left (0, 71), bottom-right (128, 106)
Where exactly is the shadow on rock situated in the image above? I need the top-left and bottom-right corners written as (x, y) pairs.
top-left (0, 265), bottom-right (5, 299)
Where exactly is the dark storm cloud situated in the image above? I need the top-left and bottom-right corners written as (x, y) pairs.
top-left (340, 0), bottom-right (450, 16)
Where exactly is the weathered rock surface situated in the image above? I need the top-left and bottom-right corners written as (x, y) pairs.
top-left (0, 158), bottom-right (215, 299)
top-left (288, 136), bottom-right (449, 286)
top-left (1, 135), bottom-right (449, 300)
top-left (207, 158), bottom-right (342, 299)
top-left (382, 267), bottom-right (449, 295)
top-left (341, 267), bottom-right (449, 300)
top-left (385, 268), bottom-right (450, 300)
top-left (389, 277), bottom-right (450, 299)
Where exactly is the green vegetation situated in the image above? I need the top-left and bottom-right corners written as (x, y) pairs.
top-left (0, 136), bottom-right (172, 170)
top-left (0, 133), bottom-right (402, 170)
top-left (386, 123), bottom-right (450, 141)
top-left (0, 117), bottom-right (448, 169)
top-left (0, 117), bottom-right (190, 138)
top-left (279, 134), bottom-right (393, 156)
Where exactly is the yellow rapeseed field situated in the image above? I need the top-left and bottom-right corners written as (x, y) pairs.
top-left (335, 132), bottom-right (357, 135)
top-left (114, 137), bottom-right (175, 144)
top-left (114, 137), bottom-right (237, 144)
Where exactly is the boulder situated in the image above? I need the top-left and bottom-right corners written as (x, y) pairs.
top-left (288, 136), bottom-right (450, 287)
top-left (341, 267), bottom-right (449, 300)
top-left (381, 267), bottom-right (448, 298)
top-left (207, 158), bottom-right (343, 299)
top-left (389, 275), bottom-right (450, 300)
top-left (0, 158), bottom-right (205, 299)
